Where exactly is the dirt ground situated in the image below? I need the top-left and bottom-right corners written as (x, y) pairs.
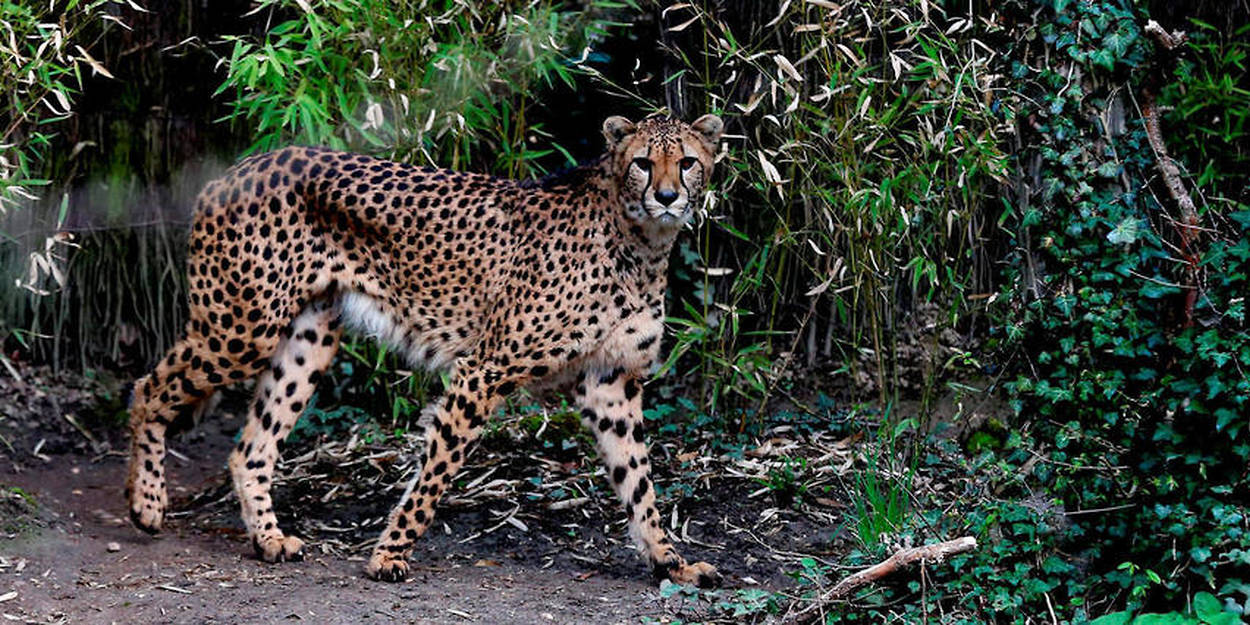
top-left (0, 368), bottom-right (843, 624)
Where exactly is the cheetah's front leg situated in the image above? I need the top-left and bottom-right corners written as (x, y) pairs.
top-left (576, 370), bottom-right (721, 588)
top-left (367, 363), bottom-right (507, 582)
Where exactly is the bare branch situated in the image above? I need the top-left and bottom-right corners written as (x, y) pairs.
top-left (1144, 20), bottom-right (1187, 49)
top-left (1142, 93), bottom-right (1201, 326)
top-left (787, 537), bottom-right (978, 622)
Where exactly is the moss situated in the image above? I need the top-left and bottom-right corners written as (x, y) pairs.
top-left (0, 487), bottom-right (39, 535)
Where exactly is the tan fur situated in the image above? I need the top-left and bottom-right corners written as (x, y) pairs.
top-left (125, 115), bottom-right (724, 588)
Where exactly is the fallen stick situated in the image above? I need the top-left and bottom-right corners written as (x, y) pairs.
top-left (787, 536), bottom-right (977, 622)
top-left (63, 412), bottom-right (98, 444)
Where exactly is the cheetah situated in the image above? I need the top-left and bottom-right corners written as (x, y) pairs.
top-left (124, 114), bottom-right (725, 587)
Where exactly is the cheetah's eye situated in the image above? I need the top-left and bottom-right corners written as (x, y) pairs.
top-left (632, 158), bottom-right (652, 172)
top-left (679, 157), bottom-right (698, 171)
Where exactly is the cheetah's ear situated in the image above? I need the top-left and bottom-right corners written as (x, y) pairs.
top-left (691, 114), bottom-right (724, 147)
top-left (602, 116), bottom-right (636, 149)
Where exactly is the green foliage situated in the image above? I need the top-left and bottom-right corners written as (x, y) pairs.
top-left (629, 0), bottom-right (1008, 413)
top-left (6, 486), bottom-right (35, 508)
top-left (757, 454), bottom-right (810, 507)
top-left (848, 417), bottom-right (916, 552)
top-left (659, 295), bottom-right (777, 410)
top-left (992, 0), bottom-right (1250, 617)
top-left (286, 403), bottom-right (370, 443)
top-left (216, 0), bottom-right (617, 172)
top-left (0, 0), bottom-right (123, 372)
top-left (0, 0), bottom-right (115, 213)
top-left (1161, 23), bottom-right (1250, 199)
top-left (1093, 592), bottom-right (1243, 625)
top-left (653, 578), bottom-right (786, 623)
top-left (315, 339), bottom-right (445, 435)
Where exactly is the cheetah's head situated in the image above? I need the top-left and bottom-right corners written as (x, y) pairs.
top-left (602, 114), bottom-right (723, 231)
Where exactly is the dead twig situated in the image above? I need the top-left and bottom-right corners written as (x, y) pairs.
top-left (1143, 20), bottom-right (1187, 50)
top-left (786, 537), bottom-right (977, 622)
top-left (62, 413), bottom-right (98, 444)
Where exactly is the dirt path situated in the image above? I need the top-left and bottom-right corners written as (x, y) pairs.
top-left (0, 373), bottom-right (833, 624)
top-left (0, 438), bottom-right (671, 624)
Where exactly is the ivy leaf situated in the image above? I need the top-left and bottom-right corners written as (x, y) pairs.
top-left (658, 579), bottom-right (682, 598)
top-left (1107, 217), bottom-right (1142, 245)
top-left (1133, 614), bottom-right (1199, 625)
top-left (1206, 615), bottom-right (1241, 625)
top-left (1056, 30), bottom-right (1076, 51)
top-left (1194, 591), bottom-right (1239, 625)
top-left (1229, 210), bottom-right (1250, 229)
top-left (1141, 282), bottom-right (1179, 299)
top-left (1097, 161), bottom-right (1121, 178)
top-left (1088, 48), bottom-right (1116, 71)
top-left (1090, 612), bottom-right (1133, 625)
top-left (1104, 27), bottom-right (1133, 58)
top-left (1214, 408), bottom-right (1239, 432)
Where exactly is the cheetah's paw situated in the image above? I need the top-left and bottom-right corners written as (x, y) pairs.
top-left (126, 490), bottom-right (164, 534)
top-left (667, 561), bottom-right (722, 589)
top-left (253, 535), bottom-right (305, 563)
top-left (366, 551), bottom-right (410, 582)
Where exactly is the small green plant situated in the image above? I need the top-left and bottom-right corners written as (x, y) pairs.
top-left (6, 486), bottom-right (36, 508)
top-left (758, 455), bottom-right (809, 507)
top-left (505, 400), bottom-right (591, 460)
top-left (658, 298), bottom-right (778, 413)
top-left (1116, 561), bottom-right (1166, 603)
top-left (789, 556), bottom-right (831, 587)
top-left (329, 340), bottom-right (434, 432)
top-left (1, 486), bottom-right (39, 534)
top-left (847, 416), bottom-right (917, 551)
top-left (286, 403), bottom-right (372, 444)
top-left (655, 578), bottom-right (786, 623)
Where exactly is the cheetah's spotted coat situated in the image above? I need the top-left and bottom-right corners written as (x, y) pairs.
top-left (125, 114), bottom-right (724, 587)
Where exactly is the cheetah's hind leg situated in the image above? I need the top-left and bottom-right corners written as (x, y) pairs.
top-left (228, 300), bottom-right (342, 563)
top-left (126, 337), bottom-right (244, 532)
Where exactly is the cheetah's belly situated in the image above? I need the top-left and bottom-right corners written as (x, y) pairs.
top-left (337, 291), bottom-right (474, 373)
top-left (590, 314), bottom-right (663, 374)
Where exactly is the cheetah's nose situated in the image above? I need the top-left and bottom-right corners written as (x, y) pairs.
top-left (655, 189), bottom-right (679, 206)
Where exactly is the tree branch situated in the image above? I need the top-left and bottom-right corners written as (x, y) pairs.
top-left (1142, 19), bottom-right (1201, 327)
top-left (786, 537), bottom-right (978, 622)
